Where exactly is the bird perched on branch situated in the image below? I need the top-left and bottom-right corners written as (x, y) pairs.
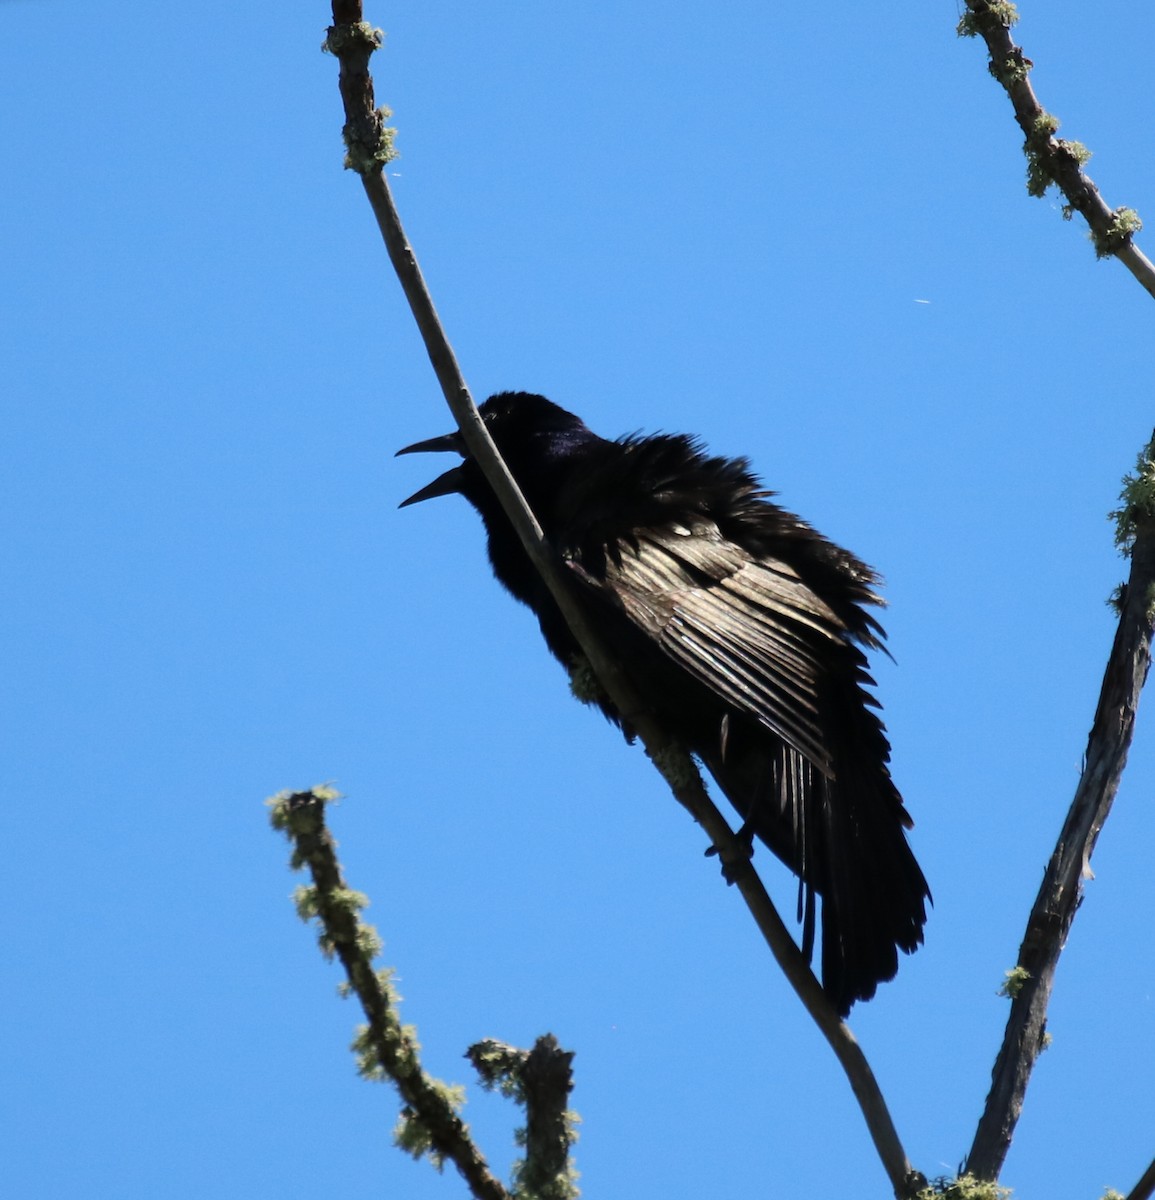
top-left (398, 391), bottom-right (929, 1015)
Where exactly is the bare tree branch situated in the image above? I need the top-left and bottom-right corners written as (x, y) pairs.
top-left (959, 0), bottom-right (1155, 299)
top-left (960, 6), bottom-right (1155, 1178)
top-left (268, 788), bottom-right (510, 1200)
top-left (323, 5), bottom-right (921, 1195)
top-left (967, 442), bottom-right (1155, 1180)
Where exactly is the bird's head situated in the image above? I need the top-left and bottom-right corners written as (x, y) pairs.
top-left (395, 391), bottom-right (594, 510)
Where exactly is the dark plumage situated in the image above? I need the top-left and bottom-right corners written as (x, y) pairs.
top-left (398, 391), bottom-right (929, 1015)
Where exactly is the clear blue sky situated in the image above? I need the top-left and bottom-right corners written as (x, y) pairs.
top-left (3, 1), bottom-right (1153, 1197)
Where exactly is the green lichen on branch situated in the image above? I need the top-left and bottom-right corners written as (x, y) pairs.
top-left (510, 1154), bottom-right (581, 1200)
top-left (1022, 113), bottom-right (1083, 198)
top-left (266, 782), bottom-right (341, 831)
top-left (321, 20), bottom-right (398, 172)
top-left (394, 1081), bottom-right (469, 1167)
top-left (987, 52), bottom-right (1031, 87)
top-left (268, 786), bottom-right (480, 1179)
top-left (351, 1012), bottom-right (425, 1083)
top-left (294, 883), bottom-right (369, 923)
top-left (958, 0), bottom-right (1148, 276)
top-left (467, 1037), bottom-right (581, 1200)
top-left (1092, 206), bottom-right (1143, 259)
top-left (649, 742), bottom-right (699, 790)
top-left (1111, 433), bottom-right (1155, 552)
top-left (322, 20), bottom-right (383, 57)
top-left (956, 1), bottom-right (1028, 85)
top-left (914, 1176), bottom-right (1012, 1200)
top-left (567, 654), bottom-right (603, 706)
top-left (341, 107), bottom-right (397, 173)
top-left (998, 965), bottom-right (1031, 998)
top-left (956, 1), bottom-right (1019, 38)
top-left (470, 1039), bottom-right (531, 1100)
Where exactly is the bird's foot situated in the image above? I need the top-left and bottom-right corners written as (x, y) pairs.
top-left (705, 822), bottom-right (755, 885)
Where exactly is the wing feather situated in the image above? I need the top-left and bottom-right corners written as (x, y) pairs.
top-left (567, 519), bottom-right (853, 775)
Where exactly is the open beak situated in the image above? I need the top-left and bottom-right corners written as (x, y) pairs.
top-left (396, 429), bottom-right (467, 508)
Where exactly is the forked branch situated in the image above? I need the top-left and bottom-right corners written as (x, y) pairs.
top-left (268, 787), bottom-right (510, 1200)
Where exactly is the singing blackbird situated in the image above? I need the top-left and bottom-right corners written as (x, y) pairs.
top-left (399, 391), bottom-right (928, 1014)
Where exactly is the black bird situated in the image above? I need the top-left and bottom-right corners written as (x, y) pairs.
top-left (398, 391), bottom-right (928, 1015)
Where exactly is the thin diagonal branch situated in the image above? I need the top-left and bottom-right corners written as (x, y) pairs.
top-left (268, 788), bottom-right (510, 1200)
top-left (967, 471), bottom-right (1155, 1179)
top-left (324, 5), bottom-right (920, 1195)
top-left (958, 1), bottom-right (1155, 300)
